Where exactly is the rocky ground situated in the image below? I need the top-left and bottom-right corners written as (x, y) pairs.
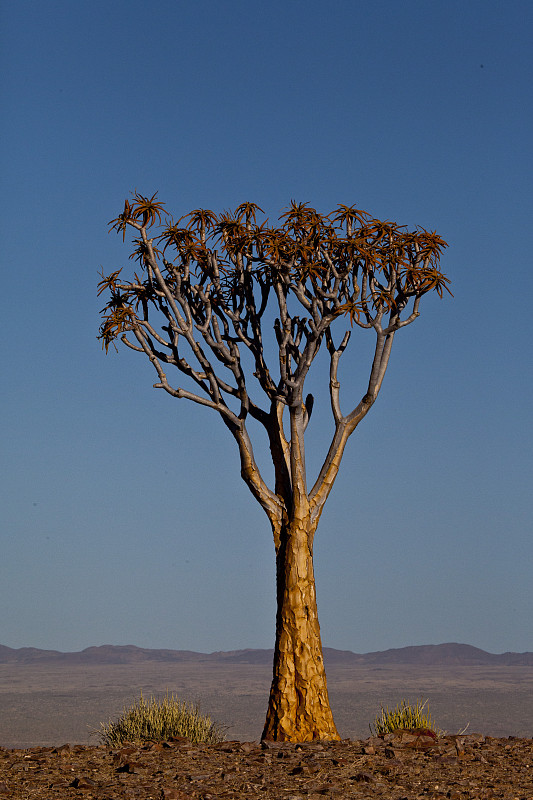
top-left (1, 730), bottom-right (532, 799)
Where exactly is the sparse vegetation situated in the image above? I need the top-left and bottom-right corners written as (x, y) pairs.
top-left (370, 698), bottom-right (442, 736)
top-left (96, 692), bottom-right (225, 746)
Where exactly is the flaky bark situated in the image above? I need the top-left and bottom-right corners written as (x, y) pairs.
top-left (262, 518), bottom-right (339, 741)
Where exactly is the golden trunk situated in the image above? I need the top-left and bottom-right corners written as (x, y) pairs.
top-left (262, 523), bottom-right (340, 742)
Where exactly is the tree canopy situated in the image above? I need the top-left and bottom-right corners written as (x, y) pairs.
top-left (99, 194), bottom-right (449, 517)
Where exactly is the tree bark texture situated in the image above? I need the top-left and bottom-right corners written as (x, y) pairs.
top-left (262, 521), bottom-right (340, 741)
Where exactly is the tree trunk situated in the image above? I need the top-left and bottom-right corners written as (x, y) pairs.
top-left (262, 520), bottom-right (340, 741)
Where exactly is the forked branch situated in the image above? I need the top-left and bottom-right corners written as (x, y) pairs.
top-left (100, 195), bottom-right (449, 534)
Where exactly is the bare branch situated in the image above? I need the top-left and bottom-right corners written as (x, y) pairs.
top-left (100, 193), bottom-right (449, 533)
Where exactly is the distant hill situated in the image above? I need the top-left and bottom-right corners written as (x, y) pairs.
top-left (1, 642), bottom-right (532, 667)
top-left (324, 643), bottom-right (533, 667)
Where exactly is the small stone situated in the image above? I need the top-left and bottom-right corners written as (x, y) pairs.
top-left (239, 741), bottom-right (257, 753)
top-left (168, 735), bottom-right (190, 745)
top-left (351, 771), bottom-right (375, 783)
top-left (69, 776), bottom-right (98, 789)
top-left (52, 743), bottom-right (71, 754)
top-left (291, 762), bottom-right (320, 775)
top-left (214, 741), bottom-right (241, 752)
top-left (160, 789), bottom-right (191, 800)
top-left (148, 741), bottom-right (165, 751)
top-left (366, 736), bottom-right (385, 747)
top-left (116, 760), bottom-right (140, 773)
top-left (385, 746), bottom-right (401, 758)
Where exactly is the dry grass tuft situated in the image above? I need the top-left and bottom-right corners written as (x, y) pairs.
top-left (370, 698), bottom-right (443, 736)
top-left (96, 691), bottom-right (225, 746)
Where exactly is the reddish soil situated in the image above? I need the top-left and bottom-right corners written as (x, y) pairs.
top-left (1, 731), bottom-right (531, 799)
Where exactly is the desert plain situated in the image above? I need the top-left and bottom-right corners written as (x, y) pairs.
top-left (0, 658), bottom-right (531, 748)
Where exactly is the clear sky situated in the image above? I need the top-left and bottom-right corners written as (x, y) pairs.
top-left (1, 0), bottom-right (531, 656)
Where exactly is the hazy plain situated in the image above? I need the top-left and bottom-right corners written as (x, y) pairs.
top-left (0, 661), bottom-right (531, 748)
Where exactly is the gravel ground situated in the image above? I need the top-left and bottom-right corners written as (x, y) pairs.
top-left (1, 731), bottom-right (532, 799)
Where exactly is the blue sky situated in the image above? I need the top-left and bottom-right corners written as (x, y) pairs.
top-left (1, 0), bottom-right (531, 656)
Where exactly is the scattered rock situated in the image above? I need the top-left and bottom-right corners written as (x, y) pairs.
top-left (0, 734), bottom-right (530, 798)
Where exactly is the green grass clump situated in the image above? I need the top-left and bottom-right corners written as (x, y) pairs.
top-left (369, 698), bottom-right (442, 737)
top-left (97, 691), bottom-right (225, 746)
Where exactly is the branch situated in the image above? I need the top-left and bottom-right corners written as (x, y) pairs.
top-left (309, 327), bottom-right (396, 523)
top-left (222, 415), bottom-right (284, 535)
top-left (325, 328), bottom-right (350, 425)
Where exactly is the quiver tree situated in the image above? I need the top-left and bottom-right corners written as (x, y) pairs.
top-left (99, 193), bottom-right (450, 741)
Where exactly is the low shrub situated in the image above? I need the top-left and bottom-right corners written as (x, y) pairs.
top-left (96, 691), bottom-right (225, 746)
top-left (369, 698), bottom-right (442, 736)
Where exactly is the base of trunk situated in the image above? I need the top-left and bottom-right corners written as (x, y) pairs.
top-left (261, 526), bottom-right (340, 742)
top-left (261, 663), bottom-right (340, 742)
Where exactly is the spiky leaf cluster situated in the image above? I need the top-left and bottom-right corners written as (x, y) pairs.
top-left (100, 194), bottom-right (448, 413)
top-left (101, 195), bottom-right (448, 344)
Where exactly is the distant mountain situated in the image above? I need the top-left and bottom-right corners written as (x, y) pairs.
top-left (1, 642), bottom-right (532, 666)
top-left (0, 644), bottom-right (208, 666)
top-left (329, 643), bottom-right (533, 667)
